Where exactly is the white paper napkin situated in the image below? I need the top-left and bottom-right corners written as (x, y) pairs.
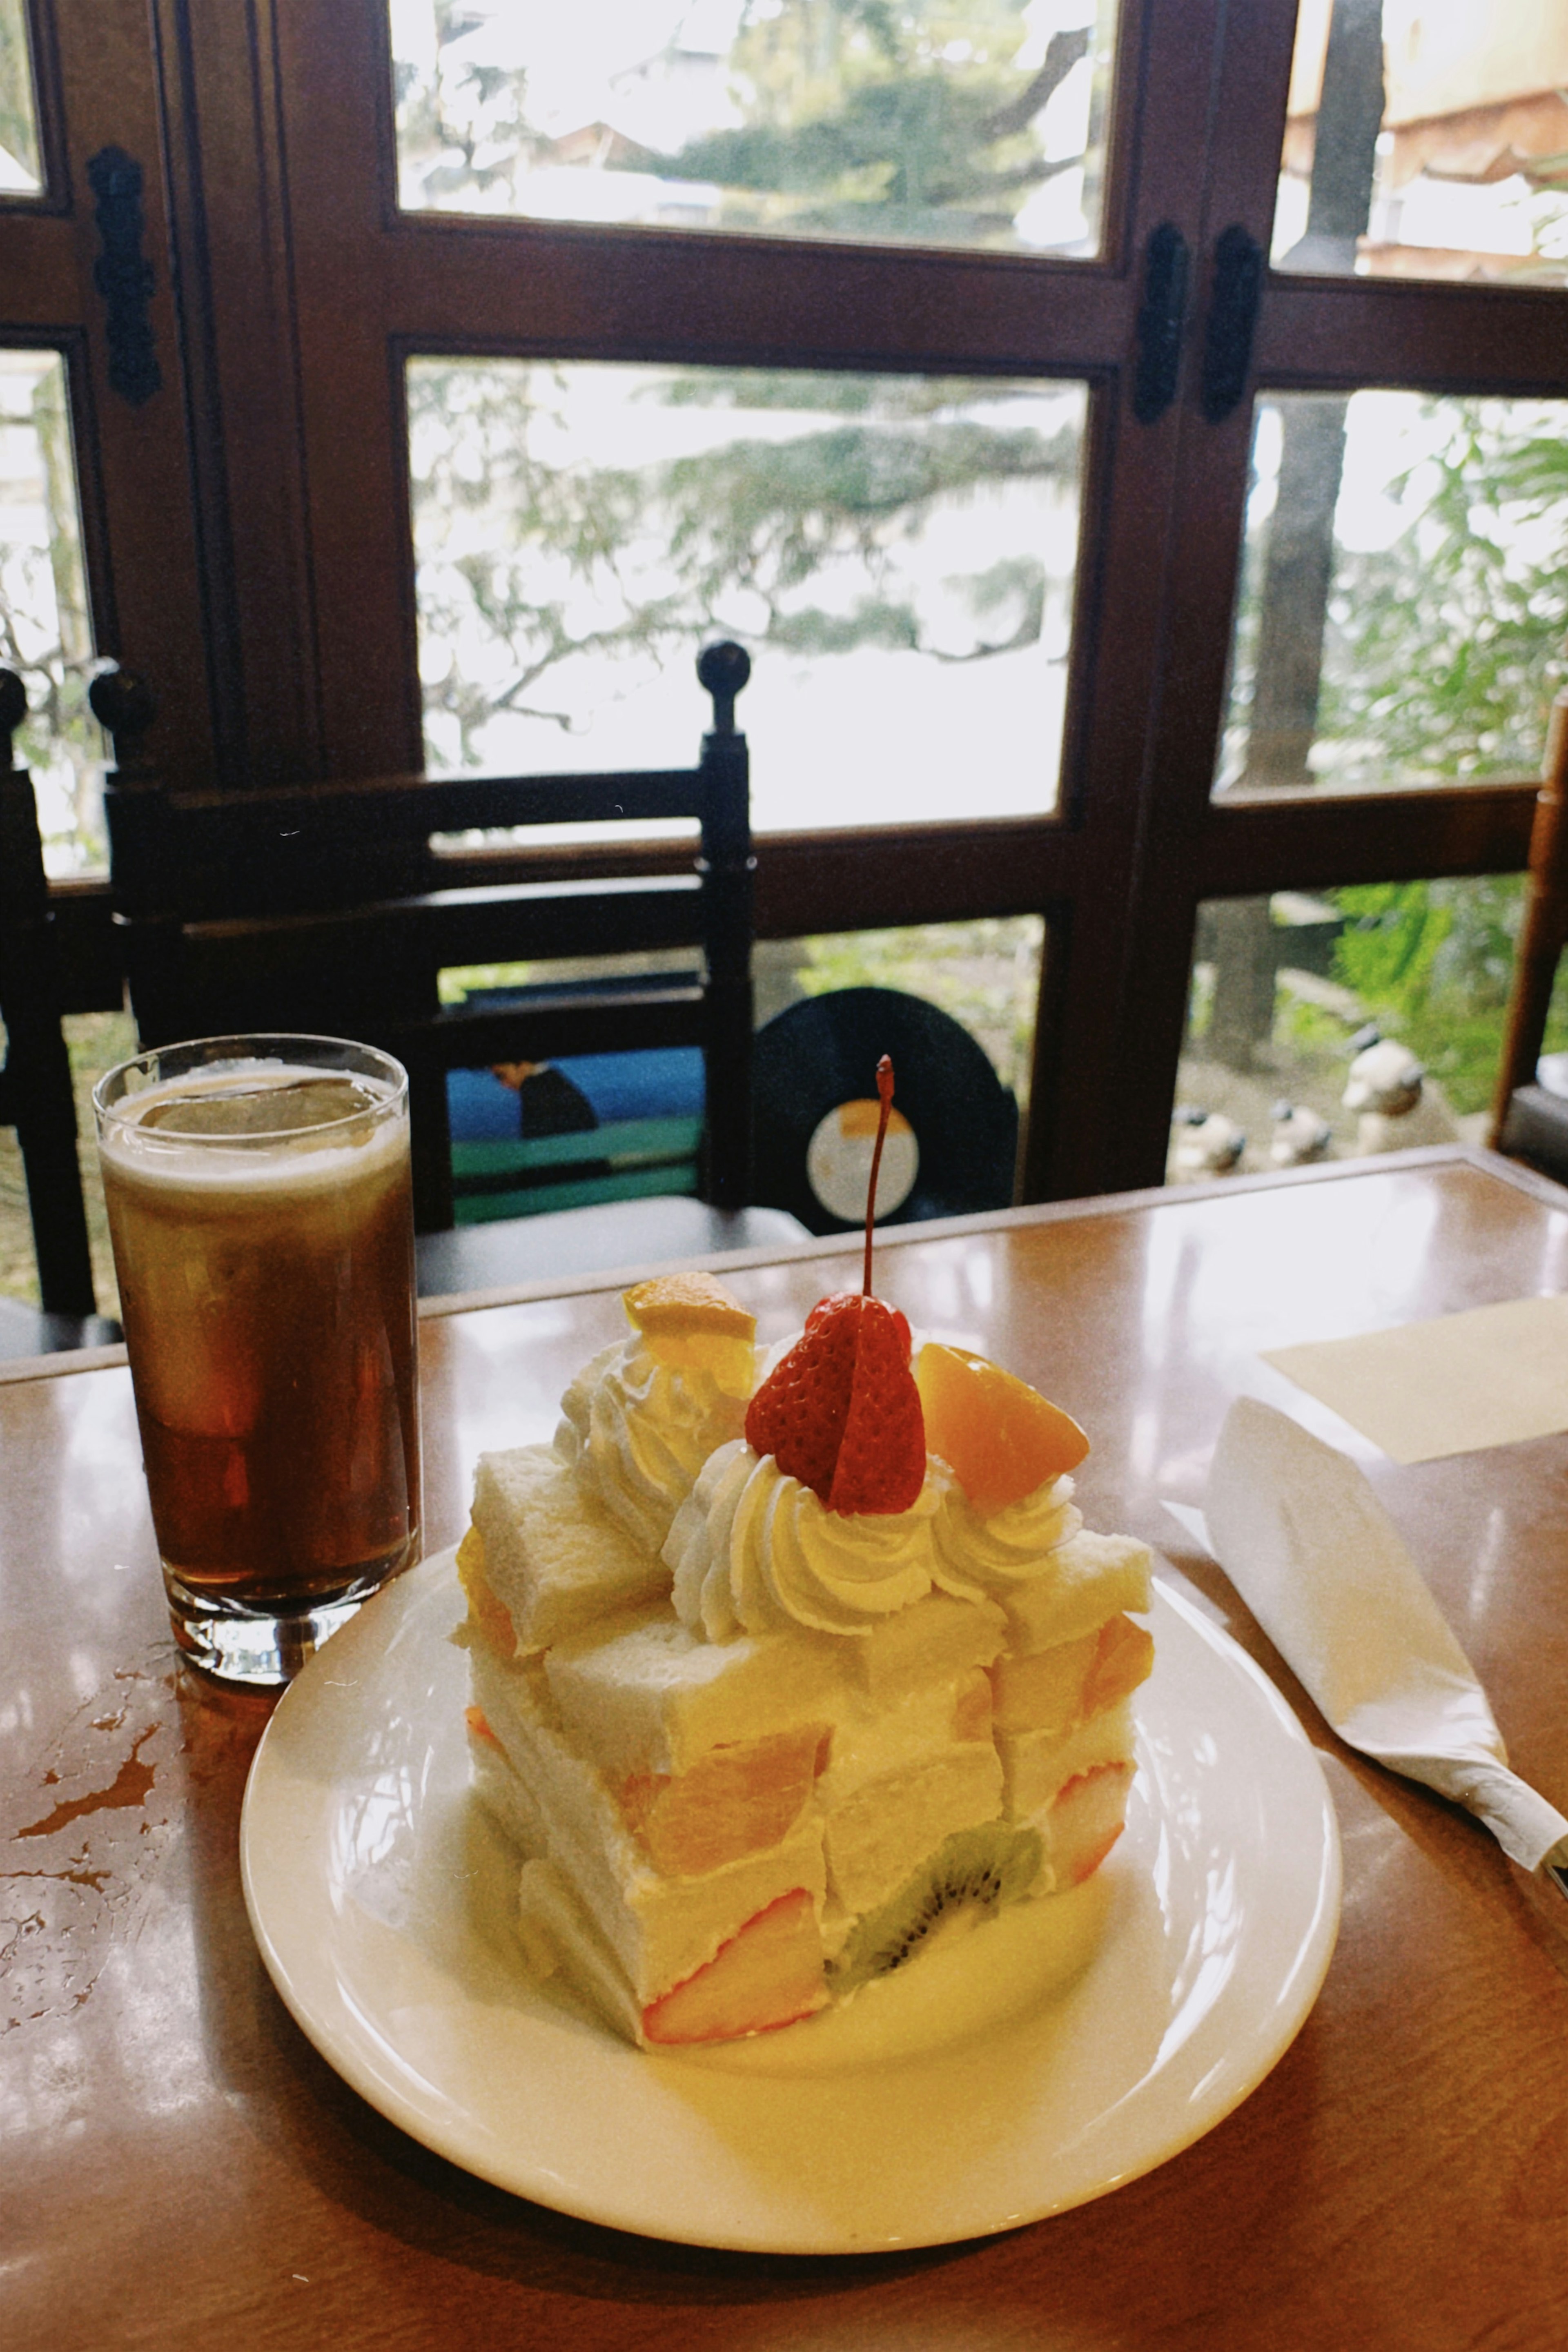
top-left (1166, 1396), bottom-right (1568, 1875)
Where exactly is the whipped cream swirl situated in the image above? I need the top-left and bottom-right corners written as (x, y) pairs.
top-left (664, 1440), bottom-right (944, 1642)
top-left (555, 1339), bottom-right (749, 1550)
top-left (930, 1474), bottom-right (1083, 1602)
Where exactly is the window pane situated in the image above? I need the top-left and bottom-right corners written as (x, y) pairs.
top-left (1274, 0), bottom-right (1568, 287)
top-left (0, 1009), bottom-right (134, 1310)
top-left (409, 359), bottom-right (1086, 828)
top-left (434, 919), bottom-right (1038, 1226)
top-left (0, 0), bottom-right (42, 196)
top-left (1169, 879), bottom-right (1568, 1185)
top-left (0, 352), bottom-right (103, 873)
top-left (1216, 390), bottom-right (1568, 800)
top-left (761, 916), bottom-right (1044, 1102)
top-left (390, 0), bottom-right (1117, 260)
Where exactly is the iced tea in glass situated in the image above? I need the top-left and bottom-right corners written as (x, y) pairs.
top-left (94, 1035), bottom-right (421, 1683)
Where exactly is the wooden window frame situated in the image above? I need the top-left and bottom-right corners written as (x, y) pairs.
top-left (18, 0), bottom-right (1562, 1206)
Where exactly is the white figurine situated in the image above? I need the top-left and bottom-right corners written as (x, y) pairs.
top-left (1171, 1107), bottom-right (1247, 1178)
top-left (1343, 1036), bottom-right (1460, 1154)
top-left (1270, 1101), bottom-right (1332, 1167)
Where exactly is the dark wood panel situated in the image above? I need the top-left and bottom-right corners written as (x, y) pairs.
top-left (380, 221), bottom-right (1134, 374)
top-left (46, 0), bottom-right (216, 789)
top-left (1254, 276), bottom-right (1568, 396)
top-left (1199, 782), bottom-right (1538, 894)
top-left (149, 0), bottom-right (324, 788)
top-left (0, 210), bottom-right (85, 318)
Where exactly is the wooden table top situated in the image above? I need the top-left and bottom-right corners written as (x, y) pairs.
top-left (5, 1146), bottom-right (1568, 2351)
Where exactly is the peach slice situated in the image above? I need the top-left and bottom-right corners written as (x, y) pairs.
top-left (617, 1724), bottom-right (829, 1877)
top-left (991, 1612), bottom-right (1153, 1737)
top-left (641, 1889), bottom-right (826, 2045)
top-left (1084, 1611), bottom-right (1155, 1716)
top-left (989, 1629), bottom-right (1100, 1737)
top-left (624, 1270), bottom-right (756, 1395)
top-left (916, 1342), bottom-right (1088, 1513)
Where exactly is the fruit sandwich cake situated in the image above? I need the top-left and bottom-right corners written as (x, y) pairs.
top-left (457, 1269), bottom-right (1153, 2049)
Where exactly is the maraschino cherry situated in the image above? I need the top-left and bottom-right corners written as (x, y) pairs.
top-left (744, 1056), bottom-right (926, 1514)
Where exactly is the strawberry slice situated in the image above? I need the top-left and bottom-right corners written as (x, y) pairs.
top-left (745, 1291), bottom-right (926, 1515)
top-left (827, 1297), bottom-right (925, 1515)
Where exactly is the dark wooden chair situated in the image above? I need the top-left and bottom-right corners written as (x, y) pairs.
top-left (92, 648), bottom-right (807, 1296)
top-left (1489, 687), bottom-right (1568, 1186)
top-left (0, 670), bottom-right (120, 1355)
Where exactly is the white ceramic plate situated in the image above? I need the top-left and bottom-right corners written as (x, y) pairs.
top-left (241, 1550), bottom-right (1340, 2253)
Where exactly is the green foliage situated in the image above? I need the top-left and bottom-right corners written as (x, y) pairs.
top-left (1317, 401), bottom-right (1568, 782)
top-left (1326, 877), bottom-right (1568, 1115)
top-left (667, 4), bottom-right (1091, 240)
top-left (394, 0), bottom-right (1100, 251)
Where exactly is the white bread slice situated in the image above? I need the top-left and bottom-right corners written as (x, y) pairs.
top-left (470, 1444), bottom-right (668, 1651)
top-left (542, 1604), bottom-right (853, 1777)
top-left (841, 1590), bottom-right (1007, 1701)
top-left (997, 1532), bottom-right (1152, 1655)
top-left (821, 1746), bottom-right (1005, 1915)
top-left (515, 1858), bottom-right (644, 2043)
top-left (816, 1668), bottom-right (992, 1798)
top-left (472, 1639), bottom-right (825, 2000)
top-left (469, 1715), bottom-right (551, 1855)
top-left (998, 1697), bottom-right (1135, 1818)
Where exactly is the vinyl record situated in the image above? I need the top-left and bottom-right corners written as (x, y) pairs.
top-left (751, 988), bottom-right (1019, 1235)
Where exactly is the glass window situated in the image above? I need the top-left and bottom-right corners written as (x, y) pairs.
top-left (0, 0), bottom-right (42, 196)
top-left (1169, 878), bottom-right (1568, 1185)
top-left (390, 0), bottom-right (1118, 259)
top-left (1216, 390), bottom-right (1568, 800)
top-left (433, 918), bottom-right (1040, 1226)
top-left (0, 351), bottom-right (103, 872)
top-left (0, 1008), bottom-right (135, 1310)
top-left (409, 358), bottom-right (1087, 828)
top-left (759, 916), bottom-right (1044, 1104)
top-left (1274, 0), bottom-right (1568, 288)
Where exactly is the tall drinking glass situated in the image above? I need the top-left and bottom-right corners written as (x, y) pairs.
top-left (94, 1035), bottom-right (422, 1684)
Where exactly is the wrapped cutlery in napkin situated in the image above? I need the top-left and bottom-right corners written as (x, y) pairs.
top-left (1166, 1396), bottom-right (1568, 1880)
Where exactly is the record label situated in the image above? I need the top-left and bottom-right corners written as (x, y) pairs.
top-left (805, 1100), bottom-right (919, 1224)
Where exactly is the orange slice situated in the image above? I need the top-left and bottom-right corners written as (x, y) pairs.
top-left (624, 1270), bottom-right (757, 1395)
top-left (915, 1341), bottom-right (1088, 1514)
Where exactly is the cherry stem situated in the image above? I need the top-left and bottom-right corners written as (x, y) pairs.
top-left (863, 1055), bottom-right (895, 1295)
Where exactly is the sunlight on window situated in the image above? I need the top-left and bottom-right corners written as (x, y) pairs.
top-left (1275, 0), bottom-right (1568, 287)
top-left (0, 352), bottom-right (104, 873)
top-left (0, 0), bottom-right (42, 196)
top-left (408, 357), bottom-right (1087, 829)
top-left (388, 0), bottom-right (1118, 259)
top-left (1218, 390), bottom-right (1568, 799)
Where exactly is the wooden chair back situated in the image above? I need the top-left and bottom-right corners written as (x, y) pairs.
top-left (1488, 687), bottom-right (1568, 1149)
top-left (0, 669), bottom-right (102, 1323)
top-left (92, 646), bottom-right (755, 1232)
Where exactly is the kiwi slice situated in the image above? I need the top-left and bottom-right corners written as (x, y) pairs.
top-left (833, 1821), bottom-right (1043, 1991)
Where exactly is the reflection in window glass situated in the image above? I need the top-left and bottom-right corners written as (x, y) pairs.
top-left (1216, 390), bottom-right (1568, 799)
top-left (408, 359), bottom-right (1087, 829)
top-left (390, 0), bottom-right (1117, 259)
top-left (1274, 0), bottom-right (1568, 288)
top-left (0, 0), bottom-right (42, 195)
top-left (0, 352), bottom-right (102, 873)
top-left (1169, 879), bottom-right (1568, 1185)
